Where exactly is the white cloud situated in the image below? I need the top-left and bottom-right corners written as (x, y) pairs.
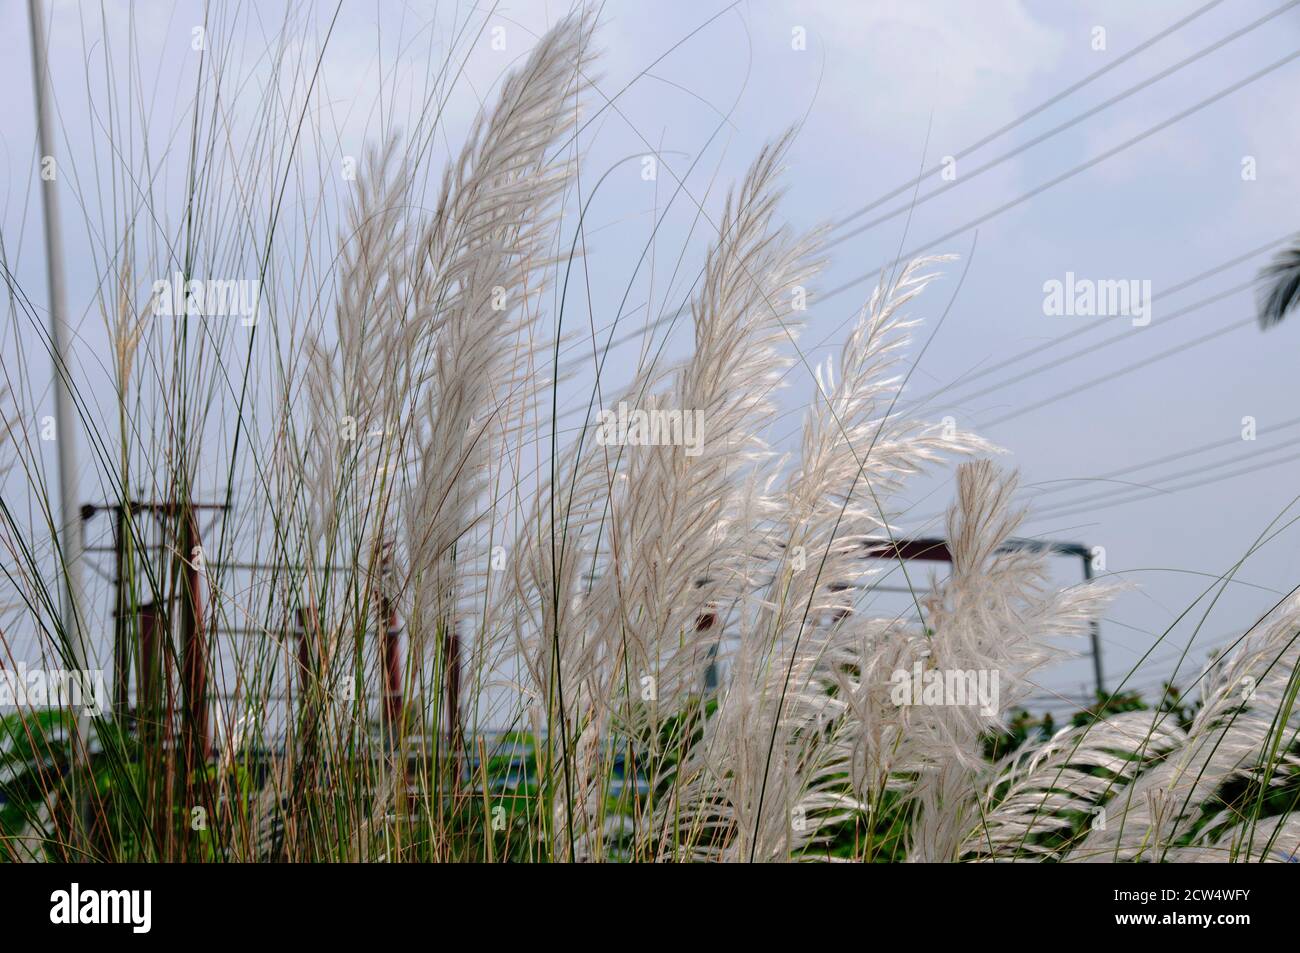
top-left (772, 0), bottom-right (1064, 149)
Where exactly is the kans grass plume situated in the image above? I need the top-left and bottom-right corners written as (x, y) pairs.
top-left (6, 6), bottom-right (1300, 863)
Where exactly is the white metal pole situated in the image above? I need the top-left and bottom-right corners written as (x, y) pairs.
top-left (27, 0), bottom-right (91, 829)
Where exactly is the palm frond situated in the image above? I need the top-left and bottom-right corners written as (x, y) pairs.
top-left (1256, 237), bottom-right (1300, 330)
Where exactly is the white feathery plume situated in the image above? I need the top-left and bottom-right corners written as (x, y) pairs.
top-left (521, 144), bottom-right (799, 644)
top-left (588, 129), bottom-right (824, 721)
top-left (1070, 594), bottom-right (1300, 861)
top-left (515, 129), bottom-right (825, 858)
top-left (298, 10), bottom-right (596, 743)
top-left (1165, 812), bottom-right (1300, 862)
top-left (756, 257), bottom-right (991, 669)
top-left (643, 139), bottom-right (820, 850)
top-left (303, 134), bottom-right (423, 550)
top-left (963, 710), bottom-right (1186, 860)
top-left (403, 7), bottom-right (595, 665)
top-left (659, 262), bottom-right (995, 861)
top-left (897, 460), bottom-right (1113, 861)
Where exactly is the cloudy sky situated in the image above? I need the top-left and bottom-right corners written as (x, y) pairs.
top-left (3, 0), bottom-right (1300, 716)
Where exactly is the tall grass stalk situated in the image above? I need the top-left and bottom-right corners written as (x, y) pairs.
top-left (3, 6), bottom-right (1300, 864)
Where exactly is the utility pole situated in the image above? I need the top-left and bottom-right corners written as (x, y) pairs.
top-left (375, 544), bottom-right (409, 820)
top-left (27, 0), bottom-right (92, 837)
top-left (111, 501), bottom-right (129, 715)
top-left (375, 545), bottom-right (404, 734)
top-left (179, 506), bottom-right (211, 767)
top-left (863, 537), bottom-right (1109, 699)
top-left (83, 499), bottom-right (223, 857)
top-left (1081, 555), bottom-right (1106, 698)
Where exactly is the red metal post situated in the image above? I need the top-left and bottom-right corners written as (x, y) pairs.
top-left (295, 605), bottom-right (316, 703)
top-left (111, 503), bottom-right (129, 715)
top-left (137, 602), bottom-right (165, 743)
top-left (444, 624), bottom-right (461, 744)
top-left (376, 547), bottom-right (403, 733)
top-left (180, 509), bottom-right (210, 763)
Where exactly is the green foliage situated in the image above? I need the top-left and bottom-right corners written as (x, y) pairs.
top-left (5, 673), bottom-right (1295, 862)
top-left (0, 708), bottom-right (75, 849)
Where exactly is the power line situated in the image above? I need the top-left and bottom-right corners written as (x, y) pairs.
top-left (1033, 432), bottom-right (1300, 519)
top-left (979, 315), bottom-right (1255, 430)
top-left (549, 288), bottom-right (1279, 546)
top-left (1026, 416), bottom-right (1300, 504)
top-left (901, 308), bottom-right (1300, 527)
top-left (898, 233), bottom-right (1290, 413)
top-left (914, 280), bottom-right (1251, 415)
top-left (546, 292), bottom-right (1261, 451)
top-left (828, 0), bottom-right (1299, 247)
top-left (894, 313), bottom-right (1261, 520)
top-left (546, 45), bottom-right (1300, 456)
top-left (549, 1), bottom-right (1250, 375)
top-left (1030, 439), bottom-right (1300, 524)
top-left (553, 41), bottom-right (1297, 388)
top-left (553, 221), bottom-right (1286, 429)
top-left (746, 240), bottom-right (1284, 448)
top-left (556, 280), bottom-right (1264, 447)
top-left (830, 0), bottom-right (1231, 232)
top-left (819, 48), bottom-right (1300, 304)
top-left (907, 418), bottom-right (1300, 534)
